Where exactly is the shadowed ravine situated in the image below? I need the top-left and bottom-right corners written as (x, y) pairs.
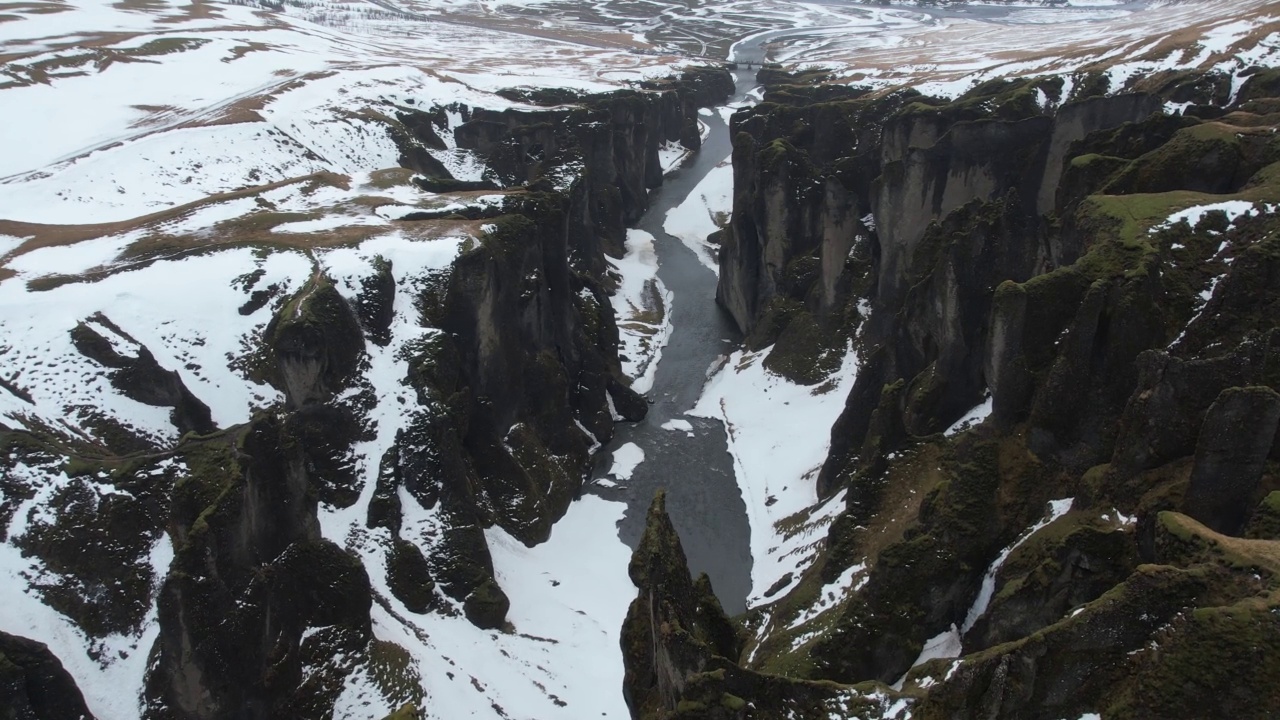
top-left (591, 59), bottom-right (761, 616)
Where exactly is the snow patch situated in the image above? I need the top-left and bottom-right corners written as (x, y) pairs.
top-left (691, 343), bottom-right (859, 602)
top-left (606, 229), bottom-right (673, 394)
top-left (608, 442), bottom-right (646, 481)
top-left (663, 158), bottom-right (733, 274)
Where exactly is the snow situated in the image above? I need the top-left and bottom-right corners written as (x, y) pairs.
top-left (661, 418), bottom-right (695, 436)
top-left (0, 465), bottom-right (172, 720)
top-left (1103, 508), bottom-right (1137, 527)
top-left (0, 0), bottom-right (700, 228)
top-left (659, 141), bottom-right (693, 174)
top-left (945, 395), bottom-right (993, 435)
top-left (1152, 200), bottom-right (1266, 233)
top-left (788, 561), bottom-right (868, 630)
top-left (332, 492), bottom-right (638, 720)
top-left (663, 158), bottom-right (733, 274)
top-left (0, 246), bottom-right (314, 437)
top-left (744, 0), bottom-right (1280, 105)
top-left (608, 442), bottom-right (646, 481)
top-left (6, 234), bottom-right (137, 277)
top-left (606, 229), bottom-right (673, 394)
top-left (691, 343), bottom-right (859, 603)
top-left (273, 214), bottom-right (389, 233)
top-left (0, 234), bottom-right (27, 257)
top-left (899, 626), bottom-right (965, 687)
top-left (481, 494), bottom-right (638, 717)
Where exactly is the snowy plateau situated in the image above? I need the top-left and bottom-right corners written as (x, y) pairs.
top-left (4, 0), bottom-right (1280, 718)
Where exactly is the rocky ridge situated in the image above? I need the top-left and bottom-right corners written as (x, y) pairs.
top-left (624, 64), bottom-right (1280, 719)
top-left (0, 66), bottom-right (733, 719)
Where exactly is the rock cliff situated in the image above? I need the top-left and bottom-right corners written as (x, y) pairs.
top-left (0, 66), bottom-right (733, 719)
top-left (696, 66), bottom-right (1280, 718)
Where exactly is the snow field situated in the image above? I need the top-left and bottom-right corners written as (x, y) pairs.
top-left (0, 247), bottom-right (312, 439)
top-left (690, 343), bottom-right (860, 605)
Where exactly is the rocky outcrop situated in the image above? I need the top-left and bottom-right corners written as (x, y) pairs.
top-left (144, 418), bottom-right (373, 720)
top-left (266, 279), bottom-right (365, 409)
top-left (703, 67), bottom-right (1280, 720)
top-left (70, 316), bottom-right (216, 440)
top-left (961, 511), bottom-right (1139, 652)
top-left (622, 491), bottom-right (743, 717)
top-left (717, 84), bottom-right (901, 346)
top-left (621, 493), bottom-right (877, 720)
top-left (815, 85), bottom-right (1166, 492)
top-left (1110, 333), bottom-right (1280, 476)
top-left (1182, 386), bottom-right (1280, 534)
top-left (0, 632), bottom-right (95, 720)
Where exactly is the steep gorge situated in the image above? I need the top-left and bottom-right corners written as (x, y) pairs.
top-left (623, 64), bottom-right (1280, 719)
top-left (0, 66), bottom-right (735, 720)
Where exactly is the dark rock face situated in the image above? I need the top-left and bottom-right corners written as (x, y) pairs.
top-left (0, 632), bottom-right (95, 720)
top-left (16, 473), bottom-right (168, 637)
top-left (267, 281), bottom-right (365, 409)
top-left (1245, 491), bottom-right (1280, 539)
top-left (807, 86), bottom-right (1165, 494)
top-left (706, 69), bottom-right (1280, 720)
top-left (1111, 334), bottom-right (1280, 477)
top-left (962, 512), bottom-right (1139, 652)
top-left (718, 87), bottom-right (904, 343)
top-left (386, 538), bottom-right (436, 614)
top-left (1182, 386), bottom-right (1280, 535)
top-left (622, 493), bottom-right (911, 720)
top-left (915, 563), bottom-right (1218, 720)
top-left (462, 578), bottom-right (511, 630)
top-left (355, 255), bottom-right (397, 347)
top-left (810, 438), bottom-right (1061, 685)
top-left (145, 418), bottom-right (373, 720)
top-left (622, 491), bottom-right (743, 716)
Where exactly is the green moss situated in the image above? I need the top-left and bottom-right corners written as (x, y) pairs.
top-left (1105, 600), bottom-right (1280, 719)
top-left (172, 434), bottom-right (242, 544)
top-left (1245, 492), bottom-right (1280, 540)
top-left (1069, 71), bottom-right (1111, 101)
top-left (1156, 511), bottom-right (1280, 582)
top-left (762, 307), bottom-right (844, 386)
top-left (894, 76), bottom-right (1059, 124)
top-left (380, 703), bottom-right (420, 720)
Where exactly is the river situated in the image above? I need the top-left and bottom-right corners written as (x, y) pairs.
top-left (589, 53), bottom-right (764, 616)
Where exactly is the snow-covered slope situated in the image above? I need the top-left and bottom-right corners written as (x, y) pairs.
top-left (0, 1), bottom-right (719, 717)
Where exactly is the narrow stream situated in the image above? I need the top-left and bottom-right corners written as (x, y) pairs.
top-left (590, 55), bottom-right (763, 616)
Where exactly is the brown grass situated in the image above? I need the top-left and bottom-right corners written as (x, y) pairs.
top-left (859, 443), bottom-right (948, 563)
top-left (0, 171), bottom-right (351, 263)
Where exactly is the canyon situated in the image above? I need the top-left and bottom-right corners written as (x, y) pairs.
top-left (4, 0), bottom-right (1280, 719)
